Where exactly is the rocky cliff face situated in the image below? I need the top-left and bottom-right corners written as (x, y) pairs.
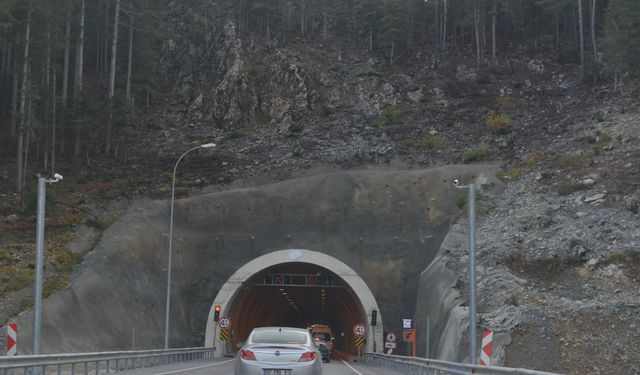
top-left (154, 11), bottom-right (640, 374)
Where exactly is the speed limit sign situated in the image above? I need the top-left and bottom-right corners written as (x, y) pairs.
top-left (353, 323), bottom-right (367, 337)
top-left (386, 332), bottom-right (397, 343)
top-left (218, 317), bottom-right (231, 329)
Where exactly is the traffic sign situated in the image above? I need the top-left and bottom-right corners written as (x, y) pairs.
top-left (386, 332), bottom-right (397, 343)
top-left (7, 323), bottom-right (16, 356)
top-left (218, 317), bottom-right (231, 329)
top-left (384, 342), bottom-right (396, 349)
top-left (219, 329), bottom-right (229, 341)
top-left (402, 318), bottom-right (414, 329)
top-left (353, 323), bottom-right (367, 337)
top-left (402, 328), bottom-right (416, 342)
top-left (354, 336), bottom-right (365, 349)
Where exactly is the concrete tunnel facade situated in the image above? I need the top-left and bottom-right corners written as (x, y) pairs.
top-left (12, 165), bottom-right (497, 357)
top-left (207, 249), bottom-right (383, 355)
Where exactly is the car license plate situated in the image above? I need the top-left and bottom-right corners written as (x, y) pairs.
top-left (263, 370), bottom-right (292, 375)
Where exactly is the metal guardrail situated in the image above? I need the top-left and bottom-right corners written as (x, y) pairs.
top-left (363, 353), bottom-right (564, 375)
top-left (0, 347), bottom-right (214, 375)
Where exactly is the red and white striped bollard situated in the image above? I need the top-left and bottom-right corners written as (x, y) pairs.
top-left (479, 329), bottom-right (493, 366)
top-left (7, 323), bottom-right (17, 356)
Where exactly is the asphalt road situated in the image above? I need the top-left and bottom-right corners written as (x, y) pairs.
top-left (115, 357), bottom-right (405, 375)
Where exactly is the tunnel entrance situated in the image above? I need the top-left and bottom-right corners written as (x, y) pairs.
top-left (205, 249), bottom-right (383, 357)
top-left (228, 263), bottom-right (362, 355)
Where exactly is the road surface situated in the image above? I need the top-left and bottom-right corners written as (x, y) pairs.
top-left (115, 357), bottom-right (405, 375)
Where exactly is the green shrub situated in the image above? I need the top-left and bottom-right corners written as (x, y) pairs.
top-left (382, 105), bottom-right (404, 120)
top-left (94, 214), bottom-right (119, 230)
top-left (419, 134), bottom-right (448, 149)
top-left (551, 154), bottom-right (588, 169)
top-left (0, 267), bottom-right (33, 294)
top-left (505, 254), bottom-right (582, 283)
top-left (372, 117), bottom-right (387, 127)
top-left (289, 122), bottom-right (304, 133)
top-left (21, 183), bottom-right (57, 216)
top-left (484, 111), bottom-right (512, 134)
top-left (463, 144), bottom-right (489, 162)
top-left (456, 196), bottom-right (467, 210)
top-left (584, 131), bottom-right (612, 145)
top-left (557, 182), bottom-right (590, 196)
top-left (227, 130), bottom-right (243, 140)
top-left (372, 105), bottom-right (407, 127)
top-left (496, 96), bottom-right (527, 111)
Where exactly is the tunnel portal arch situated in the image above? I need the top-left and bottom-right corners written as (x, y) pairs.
top-left (205, 249), bottom-right (383, 356)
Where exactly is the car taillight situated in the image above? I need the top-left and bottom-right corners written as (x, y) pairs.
top-left (240, 349), bottom-right (257, 361)
top-left (299, 351), bottom-right (316, 362)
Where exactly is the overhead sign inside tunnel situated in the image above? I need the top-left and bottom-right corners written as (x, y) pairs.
top-left (262, 272), bottom-right (334, 287)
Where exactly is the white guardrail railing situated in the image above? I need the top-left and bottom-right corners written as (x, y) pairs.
top-left (0, 347), bottom-right (214, 375)
top-left (363, 353), bottom-right (564, 375)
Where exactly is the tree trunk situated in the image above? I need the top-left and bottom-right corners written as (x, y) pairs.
top-left (126, 14), bottom-right (134, 104)
top-left (103, 1), bottom-right (110, 88)
top-left (17, 9), bottom-right (31, 195)
top-left (556, 13), bottom-right (560, 53)
top-left (204, 0), bottom-right (208, 46)
top-left (20, 87), bottom-right (32, 209)
top-left (73, 0), bottom-right (85, 158)
top-left (62, 15), bottom-right (71, 108)
top-left (492, 0), bottom-right (497, 64)
top-left (106, 0), bottom-right (121, 155)
top-left (96, 0), bottom-right (102, 79)
top-left (11, 65), bottom-right (18, 138)
top-left (44, 26), bottom-right (51, 171)
top-left (390, 40), bottom-right (394, 67)
top-left (434, 0), bottom-right (439, 62)
top-left (51, 65), bottom-right (57, 175)
top-left (474, 0), bottom-right (481, 65)
top-left (442, 0), bottom-right (448, 60)
top-left (300, 0), bottom-right (305, 37)
top-left (578, 0), bottom-right (584, 76)
top-left (590, 0), bottom-right (597, 83)
top-left (1, 44), bottom-right (10, 113)
top-left (267, 11), bottom-right (271, 41)
top-left (322, 11), bottom-right (326, 43)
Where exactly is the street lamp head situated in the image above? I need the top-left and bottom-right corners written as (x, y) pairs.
top-left (200, 143), bottom-right (216, 149)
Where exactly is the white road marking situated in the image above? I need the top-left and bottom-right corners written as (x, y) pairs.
top-left (342, 360), bottom-right (364, 375)
top-left (149, 359), bottom-right (235, 375)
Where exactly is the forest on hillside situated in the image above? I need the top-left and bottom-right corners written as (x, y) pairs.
top-left (0, 0), bottom-right (639, 204)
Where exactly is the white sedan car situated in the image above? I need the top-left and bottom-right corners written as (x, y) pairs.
top-left (234, 327), bottom-right (323, 375)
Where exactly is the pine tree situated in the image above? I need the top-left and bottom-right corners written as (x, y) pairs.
top-left (601, 0), bottom-right (640, 88)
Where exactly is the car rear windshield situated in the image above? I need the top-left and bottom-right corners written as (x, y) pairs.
top-left (252, 331), bottom-right (308, 344)
top-left (313, 333), bottom-right (331, 341)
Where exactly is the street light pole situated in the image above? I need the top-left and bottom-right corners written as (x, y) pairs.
top-left (456, 179), bottom-right (477, 365)
top-left (164, 143), bottom-right (216, 349)
top-left (33, 173), bottom-right (63, 355)
top-left (467, 182), bottom-right (477, 365)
